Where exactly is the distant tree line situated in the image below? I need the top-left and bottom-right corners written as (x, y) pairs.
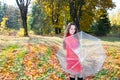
top-left (0, 0), bottom-right (117, 36)
top-left (0, 1), bottom-right (21, 30)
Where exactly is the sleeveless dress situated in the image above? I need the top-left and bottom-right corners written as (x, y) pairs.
top-left (65, 34), bottom-right (83, 74)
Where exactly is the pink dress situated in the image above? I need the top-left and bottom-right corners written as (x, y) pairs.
top-left (65, 35), bottom-right (83, 73)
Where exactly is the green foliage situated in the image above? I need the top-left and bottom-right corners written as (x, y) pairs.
top-left (30, 1), bottom-right (45, 35)
top-left (0, 0), bottom-right (116, 35)
top-left (6, 6), bottom-right (20, 29)
top-left (0, 2), bottom-right (5, 22)
top-left (5, 44), bottom-right (19, 49)
top-left (0, 17), bottom-right (8, 28)
top-left (0, 35), bottom-right (120, 79)
top-left (36, 0), bottom-right (69, 34)
top-left (11, 47), bottom-right (28, 79)
top-left (17, 28), bottom-right (24, 37)
top-left (0, 2), bottom-right (21, 30)
top-left (0, 44), bottom-right (29, 79)
top-left (109, 11), bottom-right (120, 37)
top-left (0, 2), bottom-right (21, 36)
top-left (110, 25), bottom-right (120, 37)
top-left (38, 48), bottom-right (52, 66)
top-left (56, 71), bottom-right (66, 80)
top-left (94, 69), bottom-right (109, 80)
top-left (90, 10), bottom-right (111, 36)
top-left (33, 0), bottom-right (115, 34)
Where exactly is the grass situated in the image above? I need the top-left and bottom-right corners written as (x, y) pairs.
top-left (0, 35), bottom-right (120, 79)
top-left (99, 36), bottom-right (120, 42)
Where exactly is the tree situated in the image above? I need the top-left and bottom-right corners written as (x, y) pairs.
top-left (69, 0), bottom-right (85, 31)
top-left (109, 11), bottom-right (120, 36)
top-left (5, 5), bottom-right (20, 29)
top-left (91, 10), bottom-right (111, 36)
top-left (0, 17), bottom-right (8, 32)
top-left (30, 0), bottom-right (45, 34)
top-left (16, 0), bottom-right (31, 36)
top-left (0, 2), bottom-right (21, 32)
top-left (0, 2), bottom-right (7, 22)
top-left (51, 0), bottom-right (61, 34)
top-left (41, 0), bottom-right (65, 34)
top-left (36, 0), bottom-right (115, 34)
top-left (76, 0), bottom-right (115, 31)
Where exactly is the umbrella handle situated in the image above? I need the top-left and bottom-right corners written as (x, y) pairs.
top-left (75, 74), bottom-right (83, 80)
top-left (75, 76), bottom-right (77, 80)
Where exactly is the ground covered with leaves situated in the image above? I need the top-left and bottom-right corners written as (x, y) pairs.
top-left (0, 35), bottom-right (120, 80)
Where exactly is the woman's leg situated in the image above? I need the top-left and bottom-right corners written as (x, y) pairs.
top-left (78, 77), bottom-right (83, 80)
top-left (78, 74), bottom-right (83, 80)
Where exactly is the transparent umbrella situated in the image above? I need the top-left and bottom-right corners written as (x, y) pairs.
top-left (57, 31), bottom-right (106, 78)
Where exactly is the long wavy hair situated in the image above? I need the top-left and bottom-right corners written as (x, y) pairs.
top-left (64, 22), bottom-right (78, 38)
top-left (63, 22), bottom-right (78, 49)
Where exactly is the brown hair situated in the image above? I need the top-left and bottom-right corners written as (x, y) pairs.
top-left (64, 22), bottom-right (78, 38)
top-left (63, 22), bottom-right (78, 49)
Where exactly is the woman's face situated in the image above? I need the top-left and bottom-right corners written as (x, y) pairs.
top-left (69, 25), bottom-right (76, 35)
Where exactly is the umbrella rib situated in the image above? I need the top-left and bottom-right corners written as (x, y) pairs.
top-left (71, 61), bottom-right (80, 69)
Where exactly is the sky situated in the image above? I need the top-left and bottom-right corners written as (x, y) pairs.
top-left (0, 0), bottom-right (34, 6)
top-left (0, 0), bottom-right (17, 6)
top-left (108, 0), bottom-right (120, 15)
top-left (0, 0), bottom-right (120, 15)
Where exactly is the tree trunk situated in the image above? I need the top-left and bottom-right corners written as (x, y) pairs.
top-left (59, 28), bottom-right (61, 33)
top-left (51, 0), bottom-right (62, 34)
top-left (16, 0), bottom-right (31, 37)
top-left (22, 14), bottom-right (28, 36)
top-left (69, 0), bottom-right (85, 31)
top-left (55, 27), bottom-right (58, 34)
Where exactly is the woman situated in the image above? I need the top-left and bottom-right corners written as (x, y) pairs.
top-left (63, 22), bottom-right (83, 80)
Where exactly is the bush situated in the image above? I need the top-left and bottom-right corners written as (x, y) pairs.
top-left (90, 10), bottom-right (111, 36)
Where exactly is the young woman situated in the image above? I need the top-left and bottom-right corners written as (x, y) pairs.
top-left (63, 22), bottom-right (83, 80)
